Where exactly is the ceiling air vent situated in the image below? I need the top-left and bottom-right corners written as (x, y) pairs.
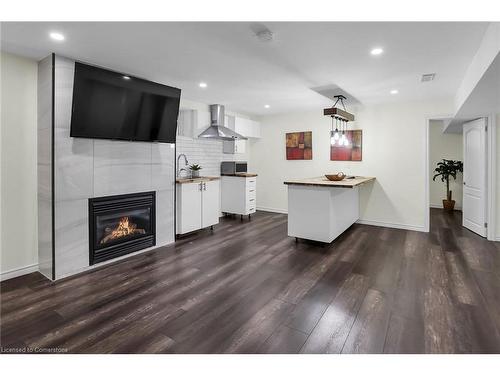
top-left (421, 73), bottom-right (436, 82)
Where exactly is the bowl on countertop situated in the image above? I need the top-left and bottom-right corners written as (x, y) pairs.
top-left (325, 172), bottom-right (346, 181)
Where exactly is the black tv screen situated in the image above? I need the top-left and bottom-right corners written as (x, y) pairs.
top-left (70, 62), bottom-right (180, 143)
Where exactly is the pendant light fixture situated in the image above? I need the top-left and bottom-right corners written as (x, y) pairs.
top-left (330, 117), bottom-right (340, 145)
top-left (325, 95), bottom-right (355, 146)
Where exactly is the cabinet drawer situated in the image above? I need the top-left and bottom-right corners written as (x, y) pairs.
top-left (247, 188), bottom-right (256, 200)
top-left (247, 197), bottom-right (256, 209)
top-left (245, 178), bottom-right (256, 188)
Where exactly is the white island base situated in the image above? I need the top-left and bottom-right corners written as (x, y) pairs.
top-left (285, 176), bottom-right (375, 243)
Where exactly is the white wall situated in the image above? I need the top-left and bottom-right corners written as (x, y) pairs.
top-left (1, 52), bottom-right (38, 279)
top-left (429, 120), bottom-right (463, 209)
top-left (250, 99), bottom-right (453, 231)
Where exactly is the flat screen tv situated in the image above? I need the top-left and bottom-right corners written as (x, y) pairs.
top-left (70, 62), bottom-right (180, 143)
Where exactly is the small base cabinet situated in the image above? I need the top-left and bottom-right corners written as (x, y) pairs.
top-left (176, 179), bottom-right (220, 235)
top-left (221, 176), bottom-right (257, 218)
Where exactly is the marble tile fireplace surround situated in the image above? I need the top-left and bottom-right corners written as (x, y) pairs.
top-left (37, 54), bottom-right (175, 280)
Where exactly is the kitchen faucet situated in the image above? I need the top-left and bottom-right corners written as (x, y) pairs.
top-left (177, 153), bottom-right (189, 177)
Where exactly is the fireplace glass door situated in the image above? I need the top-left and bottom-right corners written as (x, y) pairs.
top-left (89, 191), bottom-right (156, 265)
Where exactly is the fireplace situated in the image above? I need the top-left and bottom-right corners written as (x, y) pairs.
top-left (89, 191), bottom-right (156, 265)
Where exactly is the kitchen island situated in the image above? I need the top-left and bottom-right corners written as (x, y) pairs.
top-left (284, 176), bottom-right (375, 243)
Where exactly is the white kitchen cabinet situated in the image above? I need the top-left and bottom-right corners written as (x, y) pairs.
top-left (176, 179), bottom-right (220, 235)
top-left (225, 115), bottom-right (235, 130)
top-left (248, 119), bottom-right (261, 138)
top-left (201, 180), bottom-right (220, 228)
top-left (196, 110), bottom-right (211, 137)
top-left (221, 176), bottom-right (257, 218)
top-left (177, 109), bottom-right (211, 138)
top-left (235, 117), bottom-right (261, 139)
top-left (177, 109), bottom-right (196, 138)
top-left (223, 139), bottom-right (246, 154)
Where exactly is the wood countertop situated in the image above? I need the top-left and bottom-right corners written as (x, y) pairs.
top-left (284, 176), bottom-right (375, 188)
top-left (176, 176), bottom-right (221, 184)
top-left (221, 173), bottom-right (258, 178)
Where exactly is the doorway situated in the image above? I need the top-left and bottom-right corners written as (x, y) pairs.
top-left (426, 116), bottom-right (496, 240)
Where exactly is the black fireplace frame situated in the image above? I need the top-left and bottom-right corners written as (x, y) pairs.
top-left (88, 191), bottom-right (156, 265)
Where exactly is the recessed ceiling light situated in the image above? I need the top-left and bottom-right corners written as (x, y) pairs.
top-left (264, 104), bottom-right (270, 109)
top-left (123, 75), bottom-right (131, 80)
top-left (49, 32), bottom-right (65, 41)
top-left (370, 47), bottom-right (383, 56)
top-left (199, 82), bottom-right (207, 88)
top-left (390, 89), bottom-right (399, 95)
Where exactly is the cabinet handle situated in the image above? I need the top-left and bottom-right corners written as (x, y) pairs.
top-left (199, 182), bottom-right (203, 191)
top-left (249, 189), bottom-right (255, 192)
top-left (203, 182), bottom-right (206, 191)
top-left (249, 199), bottom-right (255, 202)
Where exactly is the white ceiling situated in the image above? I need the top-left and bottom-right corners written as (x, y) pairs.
top-left (445, 51), bottom-right (500, 133)
top-left (0, 22), bottom-right (489, 116)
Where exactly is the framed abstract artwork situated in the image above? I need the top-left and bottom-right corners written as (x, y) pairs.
top-left (286, 131), bottom-right (312, 160)
top-left (331, 130), bottom-right (362, 161)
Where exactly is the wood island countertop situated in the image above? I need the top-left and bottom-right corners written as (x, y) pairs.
top-left (221, 173), bottom-right (258, 178)
top-left (284, 176), bottom-right (375, 188)
top-left (176, 176), bottom-right (221, 184)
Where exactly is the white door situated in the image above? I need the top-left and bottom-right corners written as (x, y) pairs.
top-left (177, 182), bottom-right (202, 234)
top-left (462, 118), bottom-right (487, 237)
top-left (202, 180), bottom-right (220, 228)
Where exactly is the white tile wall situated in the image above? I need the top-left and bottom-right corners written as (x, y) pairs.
top-left (176, 136), bottom-right (248, 177)
top-left (46, 55), bottom-right (176, 279)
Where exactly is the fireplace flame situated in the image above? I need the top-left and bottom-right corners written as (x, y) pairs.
top-left (100, 216), bottom-right (146, 244)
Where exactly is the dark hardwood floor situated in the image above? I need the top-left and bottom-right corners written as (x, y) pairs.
top-left (1, 208), bottom-right (500, 353)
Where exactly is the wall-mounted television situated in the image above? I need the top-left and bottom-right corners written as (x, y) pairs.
top-left (70, 62), bottom-right (180, 143)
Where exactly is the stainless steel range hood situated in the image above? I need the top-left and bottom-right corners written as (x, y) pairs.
top-left (198, 104), bottom-right (247, 140)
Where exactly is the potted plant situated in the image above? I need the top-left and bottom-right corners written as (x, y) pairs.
top-left (432, 159), bottom-right (463, 211)
top-left (189, 164), bottom-right (202, 178)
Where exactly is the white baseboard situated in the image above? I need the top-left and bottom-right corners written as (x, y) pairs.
top-left (257, 206), bottom-right (426, 233)
top-left (1, 263), bottom-right (39, 282)
top-left (356, 219), bottom-right (426, 233)
top-left (430, 204), bottom-right (462, 211)
top-left (257, 206), bottom-right (288, 214)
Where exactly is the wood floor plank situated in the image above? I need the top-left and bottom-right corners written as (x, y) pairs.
top-left (383, 313), bottom-right (425, 353)
top-left (341, 288), bottom-right (391, 353)
top-left (257, 324), bottom-right (309, 354)
top-left (300, 273), bottom-right (369, 353)
top-left (221, 298), bottom-right (294, 354)
top-left (1, 209), bottom-right (499, 354)
top-left (284, 261), bottom-right (354, 334)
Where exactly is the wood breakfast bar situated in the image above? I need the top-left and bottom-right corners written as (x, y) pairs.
top-left (284, 176), bottom-right (375, 243)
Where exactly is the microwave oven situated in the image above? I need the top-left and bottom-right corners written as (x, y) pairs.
top-left (221, 161), bottom-right (248, 175)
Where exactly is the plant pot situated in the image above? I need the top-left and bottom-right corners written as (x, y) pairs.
top-left (442, 199), bottom-right (455, 212)
top-left (191, 170), bottom-right (200, 178)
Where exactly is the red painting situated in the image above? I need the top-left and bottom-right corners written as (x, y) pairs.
top-left (330, 130), bottom-right (362, 161)
top-left (286, 131), bottom-right (312, 160)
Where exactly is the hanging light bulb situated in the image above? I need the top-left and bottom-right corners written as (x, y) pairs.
top-left (334, 117), bottom-right (340, 140)
top-left (344, 119), bottom-right (350, 146)
top-left (330, 116), bottom-right (335, 145)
